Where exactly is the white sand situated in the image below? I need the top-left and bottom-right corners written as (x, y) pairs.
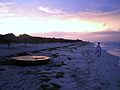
top-left (0, 43), bottom-right (120, 90)
top-left (0, 43), bottom-right (74, 57)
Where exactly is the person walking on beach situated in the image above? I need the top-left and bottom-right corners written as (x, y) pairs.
top-left (95, 42), bottom-right (101, 57)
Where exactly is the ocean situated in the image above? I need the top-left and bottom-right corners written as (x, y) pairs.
top-left (99, 42), bottom-right (120, 57)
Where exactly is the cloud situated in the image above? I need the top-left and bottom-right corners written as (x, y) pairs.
top-left (0, 2), bottom-right (16, 17)
top-left (88, 31), bottom-right (120, 42)
top-left (100, 9), bottom-right (120, 16)
top-left (54, 9), bottom-right (120, 32)
top-left (57, 9), bottom-right (120, 19)
top-left (38, 6), bottom-right (65, 14)
top-left (89, 30), bottom-right (120, 36)
top-left (0, 2), bottom-right (14, 6)
top-left (0, 3), bottom-right (9, 13)
top-left (0, 2), bottom-right (14, 9)
top-left (31, 30), bottom-right (120, 42)
top-left (0, 13), bottom-right (16, 17)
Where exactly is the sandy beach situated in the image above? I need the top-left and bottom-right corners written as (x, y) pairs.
top-left (0, 42), bottom-right (120, 90)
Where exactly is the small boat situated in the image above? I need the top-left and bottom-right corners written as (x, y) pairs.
top-left (9, 56), bottom-right (50, 66)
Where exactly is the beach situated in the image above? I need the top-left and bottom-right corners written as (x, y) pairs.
top-left (0, 42), bottom-right (120, 90)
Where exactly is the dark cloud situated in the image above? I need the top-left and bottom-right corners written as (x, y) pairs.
top-left (32, 31), bottom-right (120, 42)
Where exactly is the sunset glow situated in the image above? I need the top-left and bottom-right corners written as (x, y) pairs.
top-left (0, 0), bottom-right (120, 41)
top-left (0, 17), bottom-right (106, 34)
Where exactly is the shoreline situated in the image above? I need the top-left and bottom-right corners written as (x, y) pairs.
top-left (94, 43), bottom-right (120, 58)
top-left (107, 50), bottom-right (120, 57)
top-left (100, 42), bottom-right (120, 57)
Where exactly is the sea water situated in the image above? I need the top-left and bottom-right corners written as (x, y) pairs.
top-left (100, 42), bottom-right (120, 57)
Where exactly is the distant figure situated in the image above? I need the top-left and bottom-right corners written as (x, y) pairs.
top-left (95, 42), bottom-right (101, 57)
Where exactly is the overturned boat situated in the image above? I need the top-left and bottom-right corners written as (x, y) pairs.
top-left (10, 56), bottom-right (50, 66)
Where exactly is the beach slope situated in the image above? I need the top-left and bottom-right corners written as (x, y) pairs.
top-left (0, 42), bottom-right (120, 90)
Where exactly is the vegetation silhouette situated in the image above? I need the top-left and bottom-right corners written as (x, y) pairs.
top-left (0, 33), bottom-right (84, 47)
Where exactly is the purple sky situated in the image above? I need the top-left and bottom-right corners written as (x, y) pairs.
top-left (0, 0), bottom-right (120, 41)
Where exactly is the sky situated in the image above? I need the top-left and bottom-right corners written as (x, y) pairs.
top-left (0, 0), bottom-right (120, 41)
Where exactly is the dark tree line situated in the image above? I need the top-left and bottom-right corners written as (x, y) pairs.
top-left (0, 33), bottom-right (84, 48)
